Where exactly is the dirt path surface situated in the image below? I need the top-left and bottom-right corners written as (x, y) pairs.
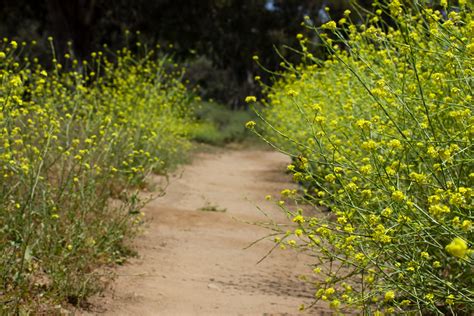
top-left (85, 148), bottom-right (327, 315)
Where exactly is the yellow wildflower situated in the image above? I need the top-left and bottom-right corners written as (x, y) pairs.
top-left (322, 21), bottom-right (337, 31)
top-left (445, 237), bottom-right (469, 259)
top-left (384, 290), bottom-right (395, 301)
top-left (245, 120), bottom-right (256, 129)
top-left (244, 96), bottom-right (257, 103)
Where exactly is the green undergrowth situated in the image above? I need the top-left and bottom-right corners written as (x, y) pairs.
top-left (189, 101), bottom-right (257, 145)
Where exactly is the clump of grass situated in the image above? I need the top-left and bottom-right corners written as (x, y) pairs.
top-left (198, 203), bottom-right (227, 213)
top-left (197, 196), bottom-right (226, 212)
top-left (0, 39), bottom-right (194, 312)
top-left (250, 1), bottom-right (473, 314)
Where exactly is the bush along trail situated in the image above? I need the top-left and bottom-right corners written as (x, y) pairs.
top-left (247, 1), bottom-right (473, 314)
top-left (0, 41), bottom-right (196, 313)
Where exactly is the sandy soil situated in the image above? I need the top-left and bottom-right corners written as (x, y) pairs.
top-left (83, 148), bottom-right (330, 315)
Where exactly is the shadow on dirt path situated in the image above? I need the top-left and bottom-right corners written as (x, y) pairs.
top-left (83, 148), bottom-right (330, 315)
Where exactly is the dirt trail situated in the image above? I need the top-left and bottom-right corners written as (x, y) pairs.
top-left (85, 148), bottom-right (328, 315)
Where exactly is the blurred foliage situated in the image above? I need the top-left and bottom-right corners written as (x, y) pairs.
top-left (0, 0), bottom-right (374, 107)
top-left (189, 102), bottom-right (256, 145)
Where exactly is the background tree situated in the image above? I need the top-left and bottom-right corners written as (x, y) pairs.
top-left (0, 0), bottom-right (374, 107)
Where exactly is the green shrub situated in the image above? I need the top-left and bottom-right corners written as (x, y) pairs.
top-left (190, 101), bottom-right (255, 145)
top-left (251, 2), bottom-right (473, 314)
top-left (189, 121), bottom-right (223, 144)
